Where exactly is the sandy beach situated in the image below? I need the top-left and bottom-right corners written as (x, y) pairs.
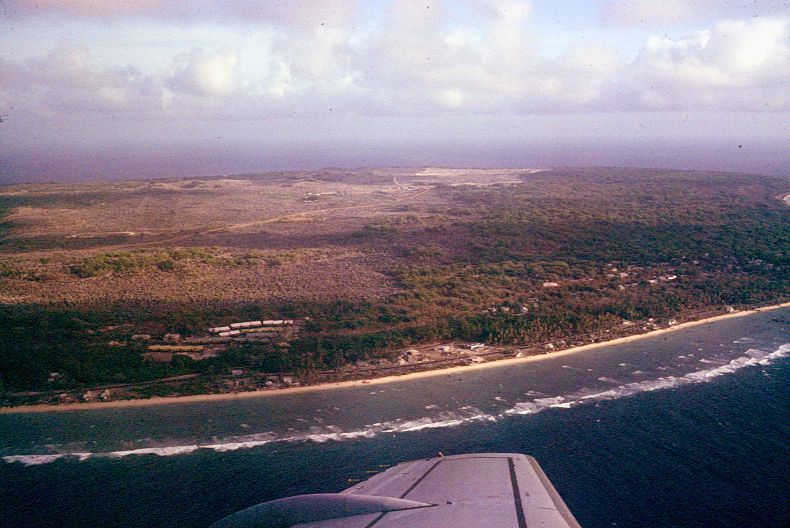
top-left (3, 301), bottom-right (788, 414)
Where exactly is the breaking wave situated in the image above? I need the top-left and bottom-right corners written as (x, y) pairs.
top-left (4, 344), bottom-right (788, 466)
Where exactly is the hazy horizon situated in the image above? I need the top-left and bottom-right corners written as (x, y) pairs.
top-left (1, 137), bottom-right (787, 185)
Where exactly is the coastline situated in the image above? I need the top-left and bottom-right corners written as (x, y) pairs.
top-left (3, 301), bottom-right (788, 414)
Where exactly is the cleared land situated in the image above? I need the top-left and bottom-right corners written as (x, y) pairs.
top-left (0, 167), bottom-right (788, 406)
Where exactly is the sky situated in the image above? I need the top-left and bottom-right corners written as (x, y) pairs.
top-left (1, 0), bottom-right (788, 181)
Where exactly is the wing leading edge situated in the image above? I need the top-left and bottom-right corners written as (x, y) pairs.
top-left (211, 453), bottom-right (582, 528)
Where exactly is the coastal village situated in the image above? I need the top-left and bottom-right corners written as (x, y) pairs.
top-left (13, 300), bottom-right (747, 407)
top-left (3, 254), bottom-right (758, 407)
top-left (3, 245), bottom-right (765, 409)
top-left (139, 318), bottom-right (301, 363)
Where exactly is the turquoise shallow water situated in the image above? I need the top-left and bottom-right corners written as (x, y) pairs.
top-left (1, 308), bottom-right (788, 527)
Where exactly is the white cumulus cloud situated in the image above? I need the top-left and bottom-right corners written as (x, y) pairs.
top-left (170, 48), bottom-right (240, 96)
top-left (623, 17), bottom-right (790, 110)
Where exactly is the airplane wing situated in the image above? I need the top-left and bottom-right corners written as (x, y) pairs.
top-left (211, 453), bottom-right (582, 528)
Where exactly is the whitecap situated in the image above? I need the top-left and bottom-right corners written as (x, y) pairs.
top-left (5, 343), bottom-right (787, 466)
top-left (110, 445), bottom-right (201, 458)
top-left (3, 454), bottom-right (68, 466)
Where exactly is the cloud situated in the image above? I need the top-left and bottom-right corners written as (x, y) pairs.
top-left (622, 18), bottom-right (790, 110)
top-left (1, 6), bottom-right (788, 120)
top-left (6, 0), bottom-right (360, 27)
top-left (603, 0), bottom-right (789, 26)
top-left (344, 0), bottom-right (540, 113)
top-left (223, 0), bottom-right (359, 27)
top-left (170, 48), bottom-right (240, 96)
top-left (603, 0), bottom-right (707, 26)
top-left (0, 42), bottom-right (172, 115)
top-left (538, 44), bottom-right (623, 107)
top-left (8, 0), bottom-right (165, 18)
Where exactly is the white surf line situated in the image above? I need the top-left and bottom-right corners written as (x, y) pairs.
top-left (4, 344), bottom-right (788, 466)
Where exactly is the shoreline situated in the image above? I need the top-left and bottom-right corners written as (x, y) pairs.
top-left (3, 301), bottom-right (788, 414)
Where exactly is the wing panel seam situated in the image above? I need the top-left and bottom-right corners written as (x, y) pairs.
top-left (399, 459), bottom-right (443, 499)
top-left (363, 459), bottom-right (443, 527)
top-left (508, 457), bottom-right (529, 528)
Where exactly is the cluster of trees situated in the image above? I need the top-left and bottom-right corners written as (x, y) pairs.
top-left (67, 248), bottom-right (259, 278)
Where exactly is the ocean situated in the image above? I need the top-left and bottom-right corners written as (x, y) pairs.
top-left (3, 139), bottom-right (788, 185)
top-left (1, 308), bottom-right (788, 528)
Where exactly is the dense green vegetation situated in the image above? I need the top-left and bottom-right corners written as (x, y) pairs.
top-left (1, 169), bottom-right (788, 396)
top-left (67, 248), bottom-right (260, 277)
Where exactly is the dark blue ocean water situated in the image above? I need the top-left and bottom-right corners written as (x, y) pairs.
top-left (1, 309), bottom-right (788, 528)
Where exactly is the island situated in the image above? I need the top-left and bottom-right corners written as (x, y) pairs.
top-left (1, 167), bottom-right (788, 409)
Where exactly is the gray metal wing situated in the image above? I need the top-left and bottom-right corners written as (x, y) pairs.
top-left (211, 453), bottom-right (582, 528)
